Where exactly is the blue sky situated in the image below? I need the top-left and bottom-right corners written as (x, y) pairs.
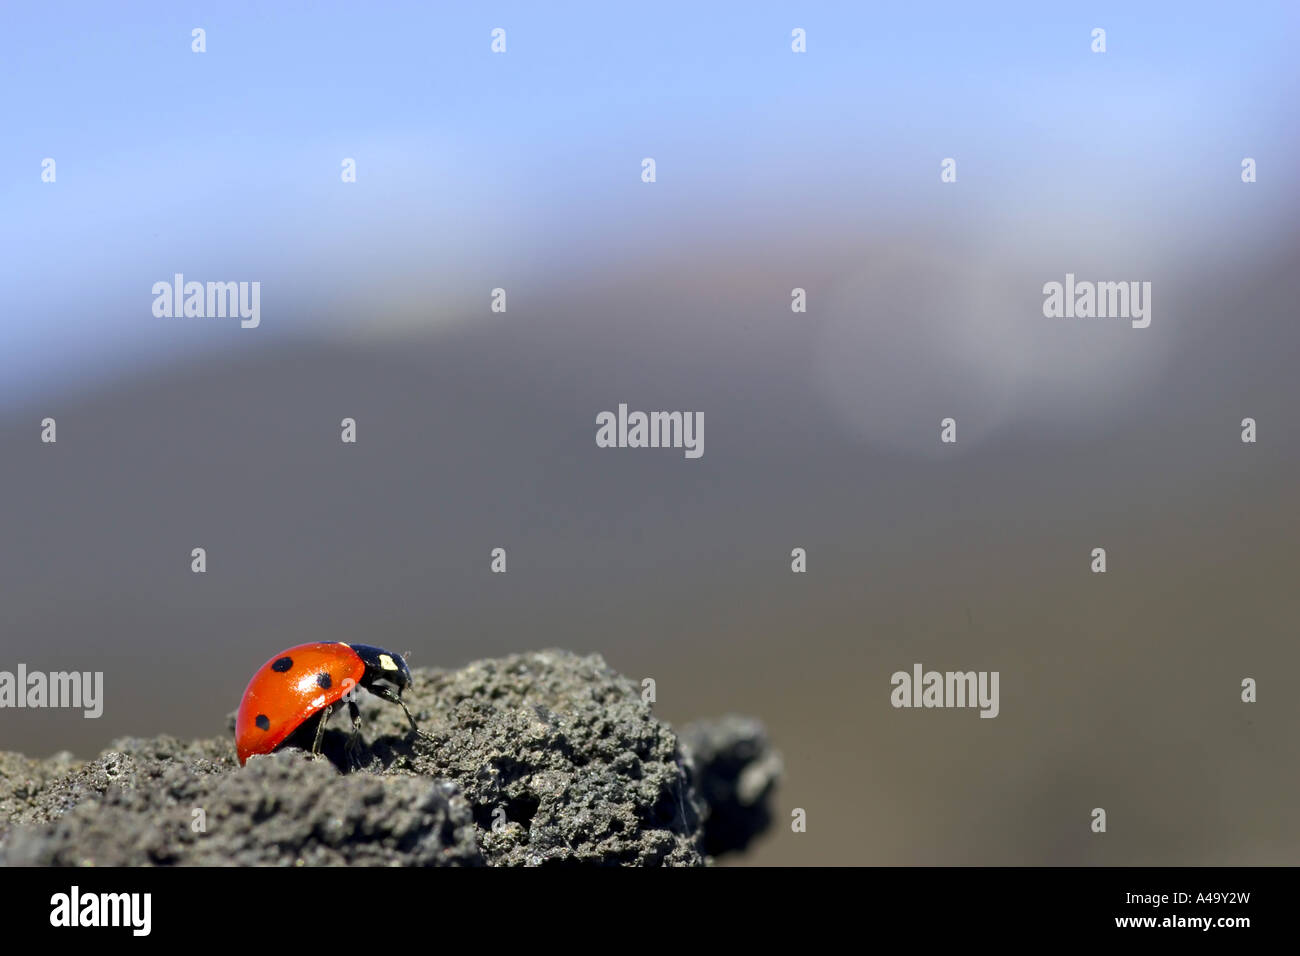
top-left (3, 1), bottom-right (1297, 401)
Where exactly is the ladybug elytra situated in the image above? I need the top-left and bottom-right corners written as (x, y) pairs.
top-left (235, 642), bottom-right (430, 765)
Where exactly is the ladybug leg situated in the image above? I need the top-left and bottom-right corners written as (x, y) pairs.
top-left (345, 700), bottom-right (364, 768)
top-left (311, 703), bottom-right (333, 757)
top-left (371, 686), bottom-right (436, 744)
top-left (400, 699), bottom-right (437, 745)
top-left (399, 698), bottom-right (435, 742)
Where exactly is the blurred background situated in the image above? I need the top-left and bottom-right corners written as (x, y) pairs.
top-left (2, 2), bottom-right (1298, 864)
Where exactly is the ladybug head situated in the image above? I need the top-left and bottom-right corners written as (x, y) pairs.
top-left (351, 643), bottom-right (413, 695)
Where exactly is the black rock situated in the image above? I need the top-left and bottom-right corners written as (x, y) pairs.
top-left (0, 651), bottom-right (779, 867)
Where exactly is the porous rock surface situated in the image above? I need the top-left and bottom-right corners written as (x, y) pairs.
top-left (0, 651), bottom-right (778, 866)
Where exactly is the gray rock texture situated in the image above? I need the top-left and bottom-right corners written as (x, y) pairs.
top-left (0, 651), bottom-right (778, 866)
top-left (680, 716), bottom-right (783, 857)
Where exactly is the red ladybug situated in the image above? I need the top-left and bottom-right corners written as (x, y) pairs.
top-left (235, 642), bottom-right (430, 765)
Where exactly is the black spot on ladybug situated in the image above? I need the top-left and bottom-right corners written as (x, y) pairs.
top-left (316, 672), bottom-right (332, 689)
top-left (255, 714), bottom-right (270, 731)
top-left (272, 657), bottom-right (293, 672)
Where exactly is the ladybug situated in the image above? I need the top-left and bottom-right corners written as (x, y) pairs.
top-left (235, 642), bottom-right (430, 766)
